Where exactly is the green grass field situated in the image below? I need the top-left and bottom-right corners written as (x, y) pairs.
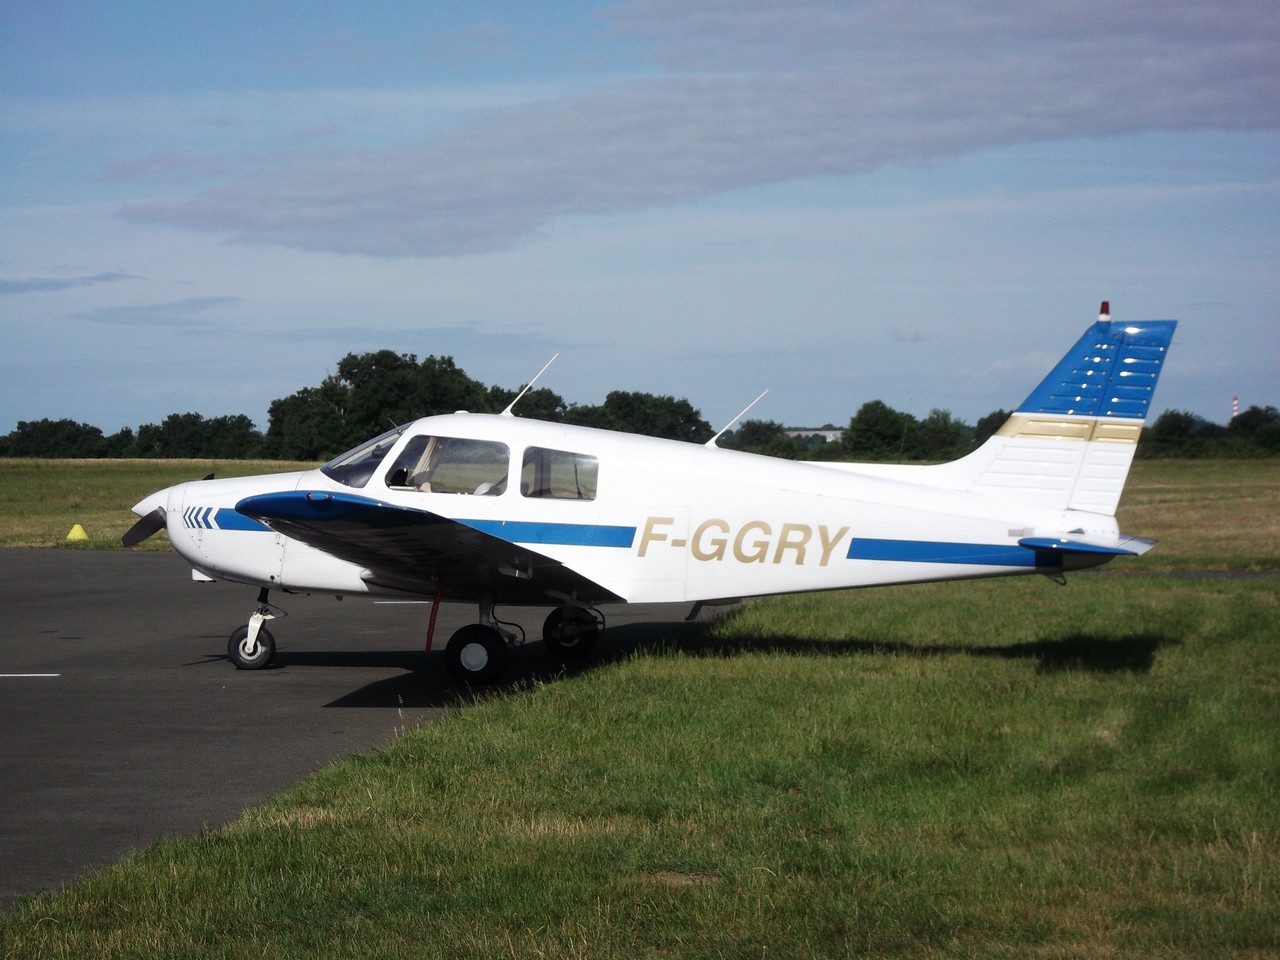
top-left (0, 458), bottom-right (318, 549)
top-left (1, 458), bottom-right (1276, 957)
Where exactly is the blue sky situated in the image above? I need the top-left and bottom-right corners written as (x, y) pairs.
top-left (2, 0), bottom-right (1277, 436)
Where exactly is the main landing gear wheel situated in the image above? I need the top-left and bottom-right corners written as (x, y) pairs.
top-left (228, 623), bottom-right (275, 670)
top-left (445, 624), bottom-right (507, 686)
top-left (542, 606), bottom-right (603, 662)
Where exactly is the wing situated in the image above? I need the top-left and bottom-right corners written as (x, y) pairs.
top-left (236, 490), bottom-right (625, 604)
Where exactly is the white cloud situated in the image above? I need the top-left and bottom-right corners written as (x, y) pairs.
top-left (74, 296), bottom-right (239, 327)
top-left (116, 0), bottom-right (1280, 257)
top-left (0, 272), bottom-right (138, 294)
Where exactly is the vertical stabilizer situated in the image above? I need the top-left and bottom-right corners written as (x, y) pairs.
top-left (964, 310), bottom-right (1176, 514)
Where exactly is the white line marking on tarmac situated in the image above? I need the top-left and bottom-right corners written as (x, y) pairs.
top-left (1, 674), bottom-right (61, 678)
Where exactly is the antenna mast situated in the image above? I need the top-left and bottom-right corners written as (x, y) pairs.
top-left (706, 389), bottom-right (769, 446)
top-left (502, 354), bottom-right (560, 416)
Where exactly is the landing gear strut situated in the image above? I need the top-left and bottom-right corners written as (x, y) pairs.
top-left (228, 587), bottom-right (279, 670)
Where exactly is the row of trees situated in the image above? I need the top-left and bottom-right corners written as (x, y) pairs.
top-left (260, 351), bottom-right (714, 459)
top-left (734, 404), bottom-right (1280, 461)
top-left (0, 412), bottom-right (262, 460)
top-left (0, 351), bottom-right (715, 461)
top-left (1137, 406), bottom-right (1280, 458)
top-left (2, 350), bottom-right (1277, 461)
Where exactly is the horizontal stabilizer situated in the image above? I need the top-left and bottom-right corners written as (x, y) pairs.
top-left (1017, 536), bottom-right (1154, 557)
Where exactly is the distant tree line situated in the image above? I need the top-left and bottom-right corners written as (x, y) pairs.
top-left (724, 403), bottom-right (1280, 461)
top-left (716, 403), bottom-right (1005, 462)
top-left (259, 350), bottom-right (714, 459)
top-left (1137, 406), bottom-right (1280, 458)
top-left (0, 412), bottom-right (263, 460)
top-left (1, 350), bottom-right (1276, 461)
top-left (0, 352), bottom-right (715, 461)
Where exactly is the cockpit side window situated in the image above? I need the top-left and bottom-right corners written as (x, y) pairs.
top-left (520, 447), bottom-right (598, 500)
top-left (321, 424), bottom-right (410, 489)
top-left (384, 436), bottom-right (509, 495)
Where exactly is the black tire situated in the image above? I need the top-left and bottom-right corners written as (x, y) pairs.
top-left (445, 624), bottom-right (507, 685)
top-left (228, 623), bottom-right (275, 670)
top-left (542, 606), bottom-right (601, 661)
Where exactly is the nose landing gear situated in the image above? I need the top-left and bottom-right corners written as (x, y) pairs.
top-left (228, 587), bottom-right (282, 670)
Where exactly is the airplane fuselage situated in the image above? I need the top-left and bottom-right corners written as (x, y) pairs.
top-left (124, 313), bottom-right (1174, 681)
top-left (141, 412), bottom-right (1118, 605)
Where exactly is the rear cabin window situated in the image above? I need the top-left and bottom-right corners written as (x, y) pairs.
top-left (384, 436), bottom-right (510, 495)
top-left (521, 447), bottom-right (598, 501)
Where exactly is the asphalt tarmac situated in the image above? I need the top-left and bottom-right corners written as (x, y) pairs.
top-left (0, 548), bottom-right (697, 911)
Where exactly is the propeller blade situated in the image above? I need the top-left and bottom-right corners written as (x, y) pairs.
top-left (122, 507), bottom-right (167, 547)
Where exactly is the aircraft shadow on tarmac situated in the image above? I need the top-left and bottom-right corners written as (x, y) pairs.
top-left (183, 618), bottom-right (709, 709)
top-left (186, 615), bottom-right (1175, 711)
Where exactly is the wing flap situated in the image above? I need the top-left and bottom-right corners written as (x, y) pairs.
top-left (236, 491), bottom-right (624, 604)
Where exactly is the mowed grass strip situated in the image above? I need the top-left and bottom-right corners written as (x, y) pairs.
top-left (3, 573), bottom-right (1276, 958)
top-left (1117, 459), bottom-right (1280, 570)
top-left (0, 458), bottom-right (317, 548)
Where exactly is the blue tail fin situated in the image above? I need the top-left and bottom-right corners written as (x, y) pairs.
top-left (815, 306), bottom-right (1176, 517)
top-left (1017, 317), bottom-right (1177, 420)
top-left (965, 309), bottom-right (1176, 514)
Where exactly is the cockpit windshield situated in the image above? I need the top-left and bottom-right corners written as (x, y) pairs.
top-left (321, 424), bottom-right (410, 488)
top-left (384, 435), bottom-right (510, 495)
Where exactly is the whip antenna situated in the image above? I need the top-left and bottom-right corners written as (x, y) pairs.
top-left (502, 354), bottom-right (560, 416)
top-left (707, 389), bottom-right (769, 446)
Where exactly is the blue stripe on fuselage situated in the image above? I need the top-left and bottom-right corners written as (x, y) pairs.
top-left (213, 509), bottom-right (271, 532)
top-left (847, 538), bottom-right (1040, 567)
top-left (237, 490), bottom-right (634, 547)
top-left (461, 519), bottom-right (636, 548)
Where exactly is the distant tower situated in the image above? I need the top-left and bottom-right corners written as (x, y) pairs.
top-left (1232, 395), bottom-right (1240, 420)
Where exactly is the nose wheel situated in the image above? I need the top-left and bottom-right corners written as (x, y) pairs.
top-left (228, 587), bottom-right (281, 670)
top-left (229, 623), bottom-right (276, 670)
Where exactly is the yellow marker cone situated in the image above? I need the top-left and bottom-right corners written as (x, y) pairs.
top-left (66, 523), bottom-right (89, 541)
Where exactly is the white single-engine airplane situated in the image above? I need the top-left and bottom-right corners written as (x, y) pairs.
top-left (125, 304), bottom-right (1175, 684)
